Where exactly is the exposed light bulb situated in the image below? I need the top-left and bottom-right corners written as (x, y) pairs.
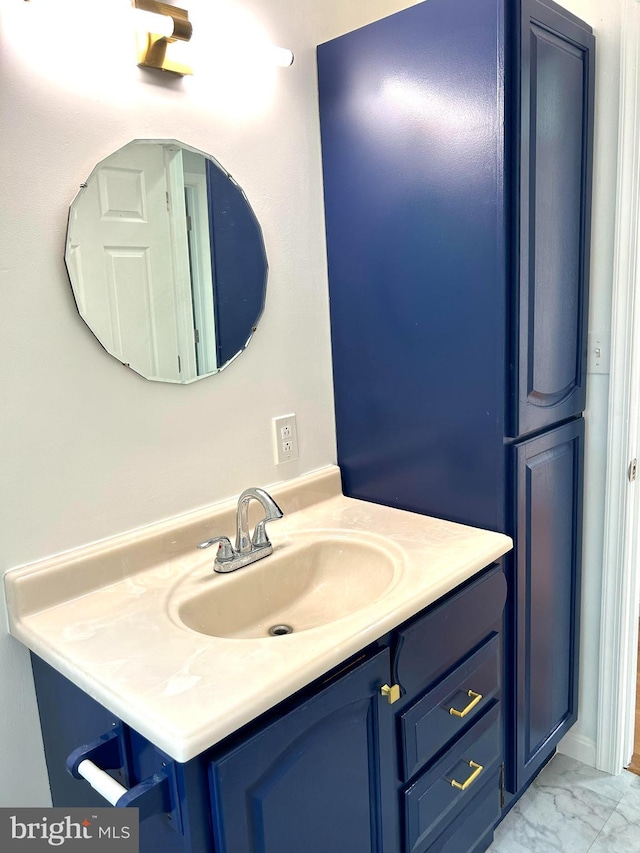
top-left (134, 8), bottom-right (175, 38)
top-left (272, 46), bottom-right (294, 67)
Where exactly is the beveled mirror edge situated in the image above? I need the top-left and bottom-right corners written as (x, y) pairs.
top-left (63, 138), bottom-right (269, 384)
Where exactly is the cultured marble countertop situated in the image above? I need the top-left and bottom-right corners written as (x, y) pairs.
top-left (4, 466), bottom-right (512, 762)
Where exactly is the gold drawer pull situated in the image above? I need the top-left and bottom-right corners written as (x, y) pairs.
top-left (449, 689), bottom-right (483, 718)
top-left (450, 760), bottom-right (483, 791)
top-left (381, 683), bottom-right (401, 704)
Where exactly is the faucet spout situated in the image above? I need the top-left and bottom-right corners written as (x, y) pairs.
top-left (236, 487), bottom-right (284, 554)
top-left (197, 486), bottom-right (284, 573)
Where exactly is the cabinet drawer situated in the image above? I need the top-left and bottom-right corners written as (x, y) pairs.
top-left (404, 704), bottom-right (501, 853)
top-left (394, 565), bottom-right (506, 697)
top-left (425, 767), bottom-right (501, 853)
top-left (400, 635), bottom-right (500, 781)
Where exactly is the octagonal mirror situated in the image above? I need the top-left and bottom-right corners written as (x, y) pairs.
top-left (65, 139), bottom-right (268, 383)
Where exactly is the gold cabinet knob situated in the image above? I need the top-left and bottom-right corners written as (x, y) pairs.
top-left (381, 683), bottom-right (401, 704)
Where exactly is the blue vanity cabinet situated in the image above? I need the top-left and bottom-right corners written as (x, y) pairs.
top-left (317, 0), bottom-right (594, 808)
top-left (393, 564), bottom-right (507, 853)
top-left (209, 562), bottom-right (507, 853)
top-left (31, 563), bottom-right (507, 853)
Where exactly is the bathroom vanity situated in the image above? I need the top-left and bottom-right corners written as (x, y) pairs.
top-left (5, 467), bottom-right (512, 853)
top-left (31, 562), bottom-right (506, 853)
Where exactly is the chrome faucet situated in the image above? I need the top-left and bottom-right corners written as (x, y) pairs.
top-left (197, 487), bottom-right (284, 573)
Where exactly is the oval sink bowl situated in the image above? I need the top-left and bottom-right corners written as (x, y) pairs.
top-left (174, 533), bottom-right (400, 639)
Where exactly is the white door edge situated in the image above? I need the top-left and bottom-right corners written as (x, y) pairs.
top-left (596, 0), bottom-right (640, 776)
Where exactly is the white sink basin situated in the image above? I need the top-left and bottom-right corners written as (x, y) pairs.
top-left (4, 465), bottom-right (513, 760)
top-left (172, 532), bottom-right (401, 639)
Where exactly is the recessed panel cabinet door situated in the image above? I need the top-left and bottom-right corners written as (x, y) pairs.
top-left (515, 0), bottom-right (595, 437)
top-left (513, 418), bottom-right (584, 791)
top-left (208, 649), bottom-right (397, 853)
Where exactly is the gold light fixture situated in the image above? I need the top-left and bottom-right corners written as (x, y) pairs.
top-left (133, 0), bottom-right (193, 76)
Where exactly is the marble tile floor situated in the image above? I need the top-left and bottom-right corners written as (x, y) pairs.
top-left (488, 753), bottom-right (640, 852)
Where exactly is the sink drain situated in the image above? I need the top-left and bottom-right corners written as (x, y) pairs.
top-left (268, 624), bottom-right (293, 636)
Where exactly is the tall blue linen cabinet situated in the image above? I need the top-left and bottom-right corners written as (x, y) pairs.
top-left (317, 0), bottom-right (594, 805)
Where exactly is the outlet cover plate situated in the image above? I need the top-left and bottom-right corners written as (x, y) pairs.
top-left (272, 414), bottom-right (299, 464)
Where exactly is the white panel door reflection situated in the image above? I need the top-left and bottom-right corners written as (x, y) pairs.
top-left (67, 143), bottom-right (185, 381)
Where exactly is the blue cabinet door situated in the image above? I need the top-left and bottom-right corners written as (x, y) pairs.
top-left (514, 0), bottom-right (595, 437)
top-left (209, 649), bottom-right (398, 853)
top-left (511, 417), bottom-right (584, 791)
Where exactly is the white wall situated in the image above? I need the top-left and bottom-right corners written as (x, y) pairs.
top-left (0, 0), bottom-right (622, 807)
top-left (0, 0), bottom-right (339, 806)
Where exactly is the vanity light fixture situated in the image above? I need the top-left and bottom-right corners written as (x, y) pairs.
top-left (132, 0), bottom-right (193, 76)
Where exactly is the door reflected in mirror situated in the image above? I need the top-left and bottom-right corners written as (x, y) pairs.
top-left (65, 140), bottom-right (268, 383)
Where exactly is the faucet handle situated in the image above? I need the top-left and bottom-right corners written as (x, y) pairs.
top-left (252, 519), bottom-right (276, 548)
top-left (197, 536), bottom-right (235, 560)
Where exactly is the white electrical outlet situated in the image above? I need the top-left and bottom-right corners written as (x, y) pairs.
top-left (273, 414), bottom-right (299, 464)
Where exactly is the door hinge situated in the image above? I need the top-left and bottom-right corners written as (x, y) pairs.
top-left (166, 191), bottom-right (170, 211)
top-left (194, 328), bottom-right (200, 344)
top-left (186, 214), bottom-right (192, 231)
top-left (500, 762), bottom-right (505, 809)
top-left (177, 354), bottom-right (181, 374)
top-left (629, 458), bottom-right (637, 482)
